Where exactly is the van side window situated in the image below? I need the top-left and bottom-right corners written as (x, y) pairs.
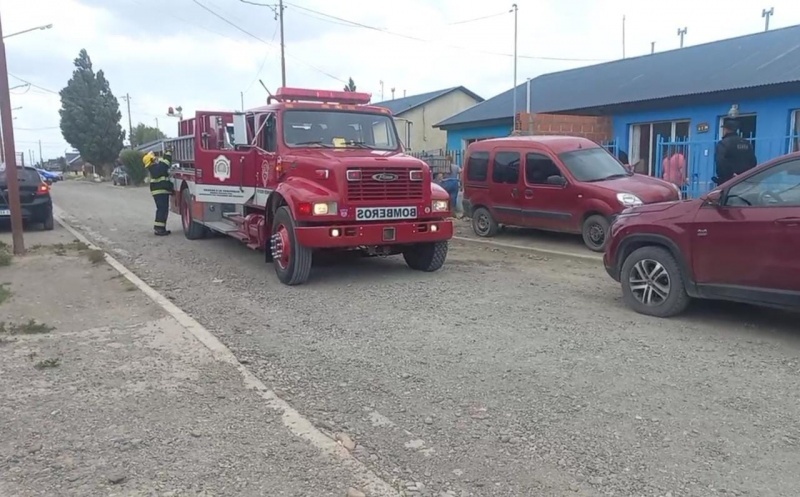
top-left (466, 151), bottom-right (489, 182)
top-left (492, 151), bottom-right (520, 184)
top-left (525, 153), bottom-right (563, 185)
top-left (263, 114), bottom-right (277, 153)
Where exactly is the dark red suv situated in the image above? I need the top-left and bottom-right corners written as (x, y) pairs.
top-left (604, 152), bottom-right (800, 317)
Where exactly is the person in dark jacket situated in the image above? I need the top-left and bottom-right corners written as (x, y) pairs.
top-left (713, 119), bottom-right (757, 185)
top-left (143, 151), bottom-right (174, 236)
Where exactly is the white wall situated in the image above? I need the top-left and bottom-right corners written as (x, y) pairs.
top-left (395, 90), bottom-right (481, 153)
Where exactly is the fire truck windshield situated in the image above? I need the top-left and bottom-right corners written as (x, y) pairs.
top-left (283, 110), bottom-right (400, 151)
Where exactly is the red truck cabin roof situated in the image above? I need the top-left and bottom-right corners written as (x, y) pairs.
top-left (468, 135), bottom-right (601, 155)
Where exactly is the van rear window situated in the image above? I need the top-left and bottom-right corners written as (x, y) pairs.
top-left (466, 151), bottom-right (489, 182)
top-left (0, 167), bottom-right (41, 185)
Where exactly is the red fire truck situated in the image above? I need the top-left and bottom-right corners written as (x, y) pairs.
top-left (166, 87), bottom-right (454, 285)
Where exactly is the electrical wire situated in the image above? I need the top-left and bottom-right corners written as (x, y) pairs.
top-left (192, 0), bottom-right (347, 83)
top-left (447, 11), bottom-right (509, 25)
top-left (284, 3), bottom-right (607, 62)
top-left (8, 74), bottom-right (58, 94)
top-left (244, 20), bottom-right (280, 93)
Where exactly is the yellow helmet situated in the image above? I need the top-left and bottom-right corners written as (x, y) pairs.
top-left (143, 151), bottom-right (156, 167)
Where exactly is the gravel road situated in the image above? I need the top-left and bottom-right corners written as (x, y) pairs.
top-left (51, 180), bottom-right (800, 497)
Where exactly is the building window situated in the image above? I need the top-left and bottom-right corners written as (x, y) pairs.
top-left (717, 113), bottom-right (758, 141)
top-left (791, 109), bottom-right (800, 153)
top-left (628, 120), bottom-right (690, 175)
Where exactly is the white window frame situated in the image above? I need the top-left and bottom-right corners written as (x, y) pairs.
top-left (717, 112), bottom-right (757, 139)
top-left (628, 120), bottom-right (690, 175)
top-left (790, 109), bottom-right (800, 153)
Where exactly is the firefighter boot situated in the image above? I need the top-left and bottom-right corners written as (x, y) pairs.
top-left (154, 227), bottom-right (171, 236)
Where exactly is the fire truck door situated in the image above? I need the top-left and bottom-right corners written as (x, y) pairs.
top-left (257, 113), bottom-right (278, 187)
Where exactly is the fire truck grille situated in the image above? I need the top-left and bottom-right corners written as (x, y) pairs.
top-left (347, 168), bottom-right (424, 202)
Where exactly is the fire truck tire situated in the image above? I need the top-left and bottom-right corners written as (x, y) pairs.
top-left (181, 189), bottom-right (207, 240)
top-left (271, 206), bottom-right (312, 285)
top-left (402, 241), bottom-right (448, 272)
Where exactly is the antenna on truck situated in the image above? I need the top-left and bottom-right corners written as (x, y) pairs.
top-left (259, 79), bottom-right (274, 99)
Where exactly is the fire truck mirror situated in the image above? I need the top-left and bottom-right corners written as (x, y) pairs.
top-left (232, 113), bottom-right (248, 147)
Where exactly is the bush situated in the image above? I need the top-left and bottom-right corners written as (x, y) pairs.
top-left (119, 149), bottom-right (146, 185)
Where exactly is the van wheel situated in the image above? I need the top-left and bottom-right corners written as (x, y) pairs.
top-left (620, 246), bottom-right (690, 317)
top-left (403, 241), bottom-right (448, 272)
top-left (581, 214), bottom-right (610, 252)
top-left (271, 206), bottom-right (312, 285)
top-left (471, 207), bottom-right (498, 237)
top-left (181, 189), bottom-right (208, 240)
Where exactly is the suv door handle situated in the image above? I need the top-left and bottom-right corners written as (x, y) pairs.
top-left (775, 217), bottom-right (800, 226)
top-left (524, 189), bottom-right (534, 199)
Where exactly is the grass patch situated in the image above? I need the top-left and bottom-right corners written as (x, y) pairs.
top-left (0, 283), bottom-right (11, 305)
top-left (0, 319), bottom-right (55, 335)
top-left (86, 249), bottom-right (105, 264)
top-left (34, 358), bottom-right (60, 369)
top-left (51, 241), bottom-right (90, 256)
top-left (0, 248), bottom-right (11, 267)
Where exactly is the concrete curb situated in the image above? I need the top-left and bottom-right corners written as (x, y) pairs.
top-left (53, 207), bottom-right (400, 497)
top-left (452, 235), bottom-right (603, 262)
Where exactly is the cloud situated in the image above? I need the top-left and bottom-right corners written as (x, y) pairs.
top-left (3, 0), bottom-right (800, 161)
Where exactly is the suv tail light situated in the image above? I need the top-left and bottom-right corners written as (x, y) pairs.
top-left (36, 182), bottom-right (50, 195)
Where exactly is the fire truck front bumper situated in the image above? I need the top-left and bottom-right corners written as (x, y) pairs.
top-left (295, 219), bottom-right (453, 248)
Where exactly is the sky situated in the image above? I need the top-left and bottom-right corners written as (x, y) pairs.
top-left (3, 0), bottom-right (800, 162)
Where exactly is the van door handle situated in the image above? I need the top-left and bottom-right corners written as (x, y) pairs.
top-left (775, 217), bottom-right (800, 226)
top-left (511, 188), bottom-right (519, 198)
top-left (524, 189), bottom-right (534, 199)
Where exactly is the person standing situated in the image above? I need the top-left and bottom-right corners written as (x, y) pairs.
top-left (714, 119), bottom-right (757, 185)
top-left (437, 156), bottom-right (461, 217)
top-left (143, 151), bottom-right (174, 236)
top-left (662, 145), bottom-right (687, 191)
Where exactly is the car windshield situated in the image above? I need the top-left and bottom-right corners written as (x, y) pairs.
top-left (0, 167), bottom-right (41, 185)
top-left (558, 147), bottom-right (630, 182)
top-left (283, 110), bottom-right (399, 151)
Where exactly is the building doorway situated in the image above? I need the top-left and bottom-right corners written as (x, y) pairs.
top-left (718, 113), bottom-right (757, 139)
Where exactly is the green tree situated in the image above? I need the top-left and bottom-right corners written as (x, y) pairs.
top-left (59, 49), bottom-right (124, 177)
top-left (119, 149), bottom-right (146, 186)
top-left (132, 123), bottom-right (166, 147)
top-left (343, 77), bottom-right (357, 92)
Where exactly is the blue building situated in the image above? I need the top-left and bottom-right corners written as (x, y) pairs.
top-left (436, 24), bottom-right (800, 197)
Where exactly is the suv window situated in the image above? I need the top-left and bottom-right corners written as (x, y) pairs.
top-left (525, 153), bottom-right (563, 185)
top-left (466, 151), bottom-right (489, 182)
top-left (725, 158), bottom-right (800, 207)
top-left (492, 151), bottom-right (520, 184)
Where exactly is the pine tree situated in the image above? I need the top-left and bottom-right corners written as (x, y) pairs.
top-left (343, 77), bottom-right (357, 92)
top-left (59, 49), bottom-right (125, 177)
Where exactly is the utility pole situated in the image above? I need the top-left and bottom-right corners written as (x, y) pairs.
top-left (0, 12), bottom-right (25, 254)
top-left (29, 150), bottom-right (34, 167)
top-left (651, 41), bottom-right (655, 54)
top-left (154, 117), bottom-right (159, 131)
top-left (622, 15), bottom-right (626, 59)
top-left (240, 91), bottom-right (244, 111)
top-left (38, 139), bottom-right (43, 165)
top-left (762, 7), bottom-right (774, 31)
top-left (122, 93), bottom-right (134, 147)
top-left (511, 3), bottom-right (518, 131)
top-left (677, 27), bottom-right (687, 48)
top-left (379, 80), bottom-right (384, 100)
top-left (279, 0), bottom-right (286, 87)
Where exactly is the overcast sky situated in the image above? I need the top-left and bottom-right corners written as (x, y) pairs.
top-left (4, 0), bottom-right (800, 161)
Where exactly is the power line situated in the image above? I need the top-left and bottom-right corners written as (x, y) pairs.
top-left (15, 126), bottom-right (60, 131)
top-left (284, 3), bottom-right (606, 62)
top-left (192, 0), bottom-right (346, 83)
top-left (448, 11), bottom-right (509, 25)
top-left (8, 73), bottom-right (58, 94)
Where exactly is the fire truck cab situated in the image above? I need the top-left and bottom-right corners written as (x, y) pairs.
top-left (167, 87), bottom-right (454, 285)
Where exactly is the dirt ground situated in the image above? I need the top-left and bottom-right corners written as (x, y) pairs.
top-left (0, 226), bottom-right (378, 497)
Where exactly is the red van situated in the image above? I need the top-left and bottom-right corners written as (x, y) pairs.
top-left (461, 136), bottom-right (681, 251)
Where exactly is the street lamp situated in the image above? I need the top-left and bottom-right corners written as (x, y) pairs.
top-left (3, 23), bottom-right (52, 39)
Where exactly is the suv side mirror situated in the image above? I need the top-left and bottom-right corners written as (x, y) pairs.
top-left (703, 189), bottom-right (723, 206)
top-left (546, 175), bottom-right (567, 186)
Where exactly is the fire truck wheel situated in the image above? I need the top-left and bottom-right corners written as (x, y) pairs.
top-left (181, 189), bottom-right (207, 240)
top-left (402, 241), bottom-right (448, 272)
top-left (271, 206), bottom-right (312, 285)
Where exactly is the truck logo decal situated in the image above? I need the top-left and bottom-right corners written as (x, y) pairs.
top-left (339, 208), bottom-right (348, 217)
top-left (372, 173), bottom-right (398, 182)
top-left (213, 155), bottom-right (231, 182)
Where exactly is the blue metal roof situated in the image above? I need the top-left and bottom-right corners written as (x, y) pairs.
top-left (373, 86), bottom-right (483, 116)
top-left (436, 24), bottom-right (800, 128)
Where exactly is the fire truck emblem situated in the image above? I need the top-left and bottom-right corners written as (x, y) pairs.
top-left (339, 208), bottom-right (348, 217)
top-left (372, 172), bottom-right (397, 182)
top-left (213, 155), bottom-right (231, 181)
top-left (261, 159), bottom-right (270, 187)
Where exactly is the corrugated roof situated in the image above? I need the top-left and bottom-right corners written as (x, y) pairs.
top-left (436, 23), bottom-right (800, 128)
top-left (373, 86), bottom-right (483, 115)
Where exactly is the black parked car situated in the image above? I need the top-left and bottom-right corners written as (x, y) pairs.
top-left (0, 166), bottom-right (54, 230)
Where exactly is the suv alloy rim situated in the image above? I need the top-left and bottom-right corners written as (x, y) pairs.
top-left (628, 259), bottom-right (670, 306)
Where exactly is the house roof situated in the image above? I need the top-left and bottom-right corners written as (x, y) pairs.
top-left (436, 23), bottom-right (800, 128)
top-left (373, 86), bottom-right (483, 116)
top-left (66, 152), bottom-right (81, 165)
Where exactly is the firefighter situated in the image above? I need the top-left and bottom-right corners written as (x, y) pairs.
top-left (713, 118), bottom-right (757, 185)
top-left (143, 151), bottom-right (174, 236)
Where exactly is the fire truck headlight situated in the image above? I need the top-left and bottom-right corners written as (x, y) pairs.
top-left (313, 202), bottom-right (337, 215)
top-left (431, 200), bottom-right (449, 212)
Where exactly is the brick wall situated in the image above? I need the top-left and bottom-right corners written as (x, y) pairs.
top-left (516, 112), bottom-right (613, 144)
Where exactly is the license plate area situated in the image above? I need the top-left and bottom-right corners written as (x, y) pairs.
top-left (355, 206), bottom-right (417, 221)
top-left (382, 227), bottom-right (396, 241)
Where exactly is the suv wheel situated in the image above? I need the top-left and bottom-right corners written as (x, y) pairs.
top-left (581, 214), bottom-right (610, 252)
top-left (471, 207), bottom-right (498, 237)
top-left (620, 246), bottom-right (690, 317)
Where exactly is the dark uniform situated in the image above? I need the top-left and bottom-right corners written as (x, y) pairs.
top-left (144, 152), bottom-right (174, 235)
top-left (714, 120), bottom-right (757, 185)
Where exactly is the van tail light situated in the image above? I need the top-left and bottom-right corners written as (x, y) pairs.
top-left (36, 182), bottom-right (50, 195)
top-left (346, 169), bottom-right (361, 181)
top-left (409, 170), bottom-right (423, 181)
